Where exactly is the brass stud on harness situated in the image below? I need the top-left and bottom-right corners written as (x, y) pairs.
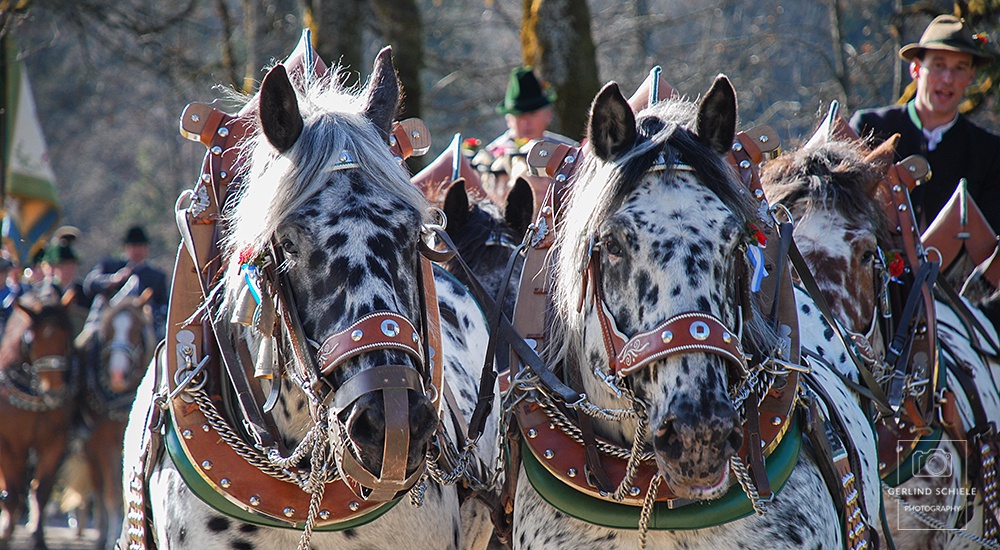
top-left (568, 468), bottom-right (577, 477)
top-left (732, 142), bottom-right (743, 152)
top-left (722, 331), bottom-right (732, 344)
top-left (527, 428), bottom-right (538, 439)
top-left (690, 321), bottom-right (710, 341)
top-left (210, 145), bottom-right (222, 155)
top-left (351, 330), bottom-right (363, 341)
top-left (538, 149), bottom-right (549, 157)
top-left (201, 460), bottom-right (213, 470)
top-left (381, 319), bottom-right (400, 337)
top-left (202, 424), bottom-right (211, 432)
top-left (754, 189), bottom-right (764, 199)
top-left (556, 174), bottom-right (566, 182)
top-left (771, 416), bottom-right (782, 426)
top-left (283, 507), bottom-right (295, 518)
top-left (349, 501), bottom-right (360, 511)
top-left (566, 155), bottom-right (576, 163)
top-left (739, 160), bottom-right (751, 170)
top-left (661, 330), bottom-right (673, 343)
top-left (544, 449), bottom-right (554, 459)
top-left (759, 134), bottom-right (769, 143)
top-left (630, 486), bottom-right (641, 496)
top-left (220, 478), bottom-right (231, 488)
top-left (182, 429), bottom-right (192, 439)
top-left (190, 113), bottom-right (201, 123)
top-left (898, 204), bottom-right (908, 212)
top-left (217, 127), bottom-right (229, 138)
top-left (201, 173), bottom-right (211, 183)
top-left (411, 130), bottom-right (421, 140)
top-left (250, 495), bottom-right (260, 506)
top-left (319, 509), bottom-right (331, 520)
top-left (892, 185), bottom-right (902, 193)
top-left (220, 171), bottom-right (228, 179)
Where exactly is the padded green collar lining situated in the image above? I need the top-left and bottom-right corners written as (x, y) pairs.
top-left (522, 416), bottom-right (803, 530)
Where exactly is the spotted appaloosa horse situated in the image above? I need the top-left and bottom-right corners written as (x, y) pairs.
top-left (72, 283), bottom-right (155, 550)
top-left (121, 48), bottom-right (497, 549)
top-left (759, 131), bottom-right (1000, 548)
top-left (0, 286), bottom-right (77, 550)
top-left (439, 177), bottom-right (534, 314)
top-left (509, 77), bottom-right (881, 548)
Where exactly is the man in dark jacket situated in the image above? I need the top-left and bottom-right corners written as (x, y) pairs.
top-left (84, 225), bottom-right (168, 338)
top-left (850, 15), bottom-right (1000, 231)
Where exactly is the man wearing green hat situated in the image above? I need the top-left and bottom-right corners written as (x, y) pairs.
top-left (850, 14), bottom-right (1000, 231)
top-left (473, 67), bottom-right (578, 195)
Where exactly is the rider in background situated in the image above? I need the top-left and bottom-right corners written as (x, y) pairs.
top-left (39, 226), bottom-right (91, 336)
top-left (472, 66), bottom-right (578, 198)
top-left (849, 15), bottom-right (1000, 231)
top-left (84, 225), bottom-right (168, 340)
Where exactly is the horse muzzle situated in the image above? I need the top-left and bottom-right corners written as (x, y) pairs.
top-left (333, 364), bottom-right (435, 501)
top-left (652, 406), bottom-right (743, 500)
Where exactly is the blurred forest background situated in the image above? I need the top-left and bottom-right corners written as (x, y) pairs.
top-left (2, 0), bottom-right (1000, 274)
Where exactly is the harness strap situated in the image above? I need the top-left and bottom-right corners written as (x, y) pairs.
top-left (884, 261), bottom-right (938, 412)
top-left (788, 240), bottom-right (894, 417)
top-left (207, 296), bottom-right (277, 450)
top-left (120, 342), bottom-right (167, 550)
top-left (801, 374), bottom-right (877, 550)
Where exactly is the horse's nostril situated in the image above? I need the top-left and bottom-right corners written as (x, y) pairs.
top-left (654, 416), bottom-right (683, 460)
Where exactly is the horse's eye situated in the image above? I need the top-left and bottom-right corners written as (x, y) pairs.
top-left (861, 250), bottom-right (875, 263)
top-left (280, 238), bottom-right (298, 255)
top-left (604, 237), bottom-right (623, 257)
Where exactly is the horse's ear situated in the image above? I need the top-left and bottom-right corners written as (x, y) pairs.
top-left (136, 287), bottom-right (155, 307)
top-left (506, 177), bottom-right (535, 237)
top-left (443, 179), bottom-right (471, 231)
top-left (695, 75), bottom-right (737, 155)
top-left (259, 64), bottom-right (303, 153)
top-left (587, 82), bottom-right (637, 162)
top-left (863, 133), bottom-right (899, 169)
top-left (362, 47), bottom-right (400, 143)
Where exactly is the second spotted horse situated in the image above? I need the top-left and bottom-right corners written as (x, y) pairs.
top-left (487, 76), bottom-right (883, 548)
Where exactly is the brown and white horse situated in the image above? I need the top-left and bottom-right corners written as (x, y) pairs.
top-left (0, 285), bottom-right (77, 550)
top-left (760, 122), bottom-right (1000, 548)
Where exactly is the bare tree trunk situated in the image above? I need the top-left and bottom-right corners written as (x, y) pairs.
top-left (241, 0), bottom-right (257, 94)
top-left (299, 0), bottom-right (364, 73)
top-left (371, 0), bottom-right (423, 120)
top-left (521, 0), bottom-right (599, 140)
top-left (827, 0), bottom-right (851, 106)
top-left (216, 0), bottom-right (240, 89)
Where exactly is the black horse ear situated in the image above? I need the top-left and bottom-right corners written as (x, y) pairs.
top-left (587, 82), bottom-right (637, 162)
top-left (695, 75), bottom-right (737, 155)
top-left (259, 64), bottom-right (303, 152)
top-left (442, 179), bottom-right (471, 231)
top-left (362, 47), bottom-right (400, 143)
top-left (505, 177), bottom-right (535, 237)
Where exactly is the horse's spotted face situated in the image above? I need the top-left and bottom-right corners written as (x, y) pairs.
top-left (793, 210), bottom-right (881, 332)
top-left (759, 139), bottom-right (890, 337)
top-left (559, 77), bottom-right (751, 499)
top-left (232, 51), bottom-right (437, 489)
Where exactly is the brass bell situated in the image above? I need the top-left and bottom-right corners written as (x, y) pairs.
top-left (230, 283), bottom-right (257, 327)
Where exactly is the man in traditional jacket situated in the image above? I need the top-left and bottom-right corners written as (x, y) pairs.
top-left (84, 225), bottom-right (168, 339)
top-left (473, 67), bottom-right (578, 199)
top-left (850, 15), bottom-right (1000, 231)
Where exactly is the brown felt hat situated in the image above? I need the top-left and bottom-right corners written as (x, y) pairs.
top-left (900, 15), bottom-right (992, 66)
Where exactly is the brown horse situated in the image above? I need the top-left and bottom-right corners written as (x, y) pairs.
top-left (0, 286), bottom-right (77, 550)
top-left (72, 284), bottom-right (154, 550)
